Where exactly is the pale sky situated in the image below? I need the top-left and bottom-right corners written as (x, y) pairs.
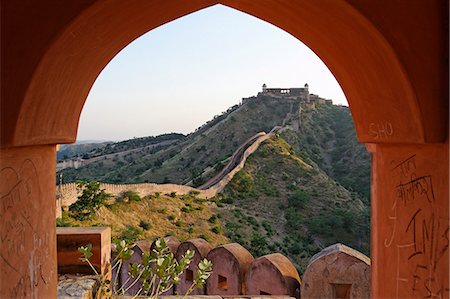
top-left (77, 5), bottom-right (347, 141)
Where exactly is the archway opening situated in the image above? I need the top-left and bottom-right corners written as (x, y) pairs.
top-left (56, 4), bottom-right (371, 282)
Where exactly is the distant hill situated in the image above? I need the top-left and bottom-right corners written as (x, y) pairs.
top-left (57, 141), bottom-right (112, 160)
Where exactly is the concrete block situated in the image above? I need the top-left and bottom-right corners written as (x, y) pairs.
top-left (176, 238), bottom-right (212, 295)
top-left (245, 253), bottom-right (300, 297)
top-left (206, 243), bottom-right (254, 295)
top-left (57, 227), bottom-right (111, 277)
top-left (301, 243), bottom-right (370, 299)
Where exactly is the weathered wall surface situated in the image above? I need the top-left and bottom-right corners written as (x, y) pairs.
top-left (0, 145), bottom-right (57, 298)
top-left (301, 243), bottom-right (370, 298)
top-left (370, 141), bottom-right (449, 298)
top-left (245, 253), bottom-right (301, 296)
top-left (176, 239), bottom-right (213, 295)
top-left (206, 243), bottom-right (254, 295)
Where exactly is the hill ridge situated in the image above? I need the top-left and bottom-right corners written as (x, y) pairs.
top-left (58, 127), bottom-right (279, 208)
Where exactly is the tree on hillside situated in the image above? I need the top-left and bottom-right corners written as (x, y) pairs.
top-left (69, 181), bottom-right (111, 220)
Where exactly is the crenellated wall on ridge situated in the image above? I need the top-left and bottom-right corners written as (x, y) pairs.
top-left (58, 129), bottom-right (276, 209)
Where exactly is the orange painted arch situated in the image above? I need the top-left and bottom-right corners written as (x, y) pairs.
top-left (1, 0), bottom-right (447, 148)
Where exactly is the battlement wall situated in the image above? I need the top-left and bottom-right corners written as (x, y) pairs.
top-left (57, 130), bottom-right (275, 209)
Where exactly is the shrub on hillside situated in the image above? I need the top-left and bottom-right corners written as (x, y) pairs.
top-left (262, 221), bottom-right (274, 237)
top-left (56, 215), bottom-right (73, 227)
top-left (211, 226), bottom-right (222, 234)
top-left (69, 181), bottom-right (111, 220)
top-left (285, 207), bottom-right (303, 229)
top-left (118, 225), bottom-right (142, 243)
top-left (208, 215), bottom-right (218, 224)
top-left (288, 189), bottom-right (311, 209)
top-left (188, 190), bottom-right (200, 196)
top-left (221, 196), bottom-right (234, 204)
top-left (249, 232), bottom-right (269, 257)
top-left (181, 207), bottom-right (191, 213)
top-left (230, 170), bottom-right (254, 194)
top-left (120, 190), bottom-right (141, 202)
top-left (198, 234), bottom-right (209, 241)
top-left (139, 220), bottom-right (151, 230)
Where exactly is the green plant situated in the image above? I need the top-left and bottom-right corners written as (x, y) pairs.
top-left (208, 215), bottom-right (218, 224)
top-left (188, 190), bottom-right (200, 196)
top-left (198, 234), bottom-right (209, 241)
top-left (175, 219), bottom-right (185, 227)
top-left (56, 217), bottom-right (71, 227)
top-left (69, 181), bottom-right (111, 220)
top-left (221, 196), bottom-right (234, 204)
top-left (79, 237), bottom-right (212, 298)
top-left (262, 221), bottom-right (274, 237)
top-left (139, 220), bottom-right (151, 230)
top-left (118, 225), bottom-right (142, 243)
top-left (181, 207), bottom-right (191, 213)
top-left (230, 170), bottom-right (254, 193)
top-left (211, 226), bottom-right (222, 234)
top-left (288, 189), bottom-right (311, 209)
top-left (169, 192), bottom-right (177, 198)
top-left (249, 232), bottom-right (269, 257)
top-left (56, 211), bottom-right (73, 227)
top-left (120, 190), bottom-right (141, 202)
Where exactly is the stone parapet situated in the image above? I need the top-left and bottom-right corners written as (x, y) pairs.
top-left (176, 239), bottom-right (213, 295)
top-left (245, 253), bottom-right (300, 297)
top-left (206, 243), bottom-right (254, 295)
top-left (301, 243), bottom-right (370, 298)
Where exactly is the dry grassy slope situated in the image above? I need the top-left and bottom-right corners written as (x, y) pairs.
top-left (60, 194), bottom-right (228, 246)
top-left (216, 136), bottom-right (369, 273)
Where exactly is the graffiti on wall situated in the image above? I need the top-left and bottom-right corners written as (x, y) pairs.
top-left (385, 154), bottom-right (449, 298)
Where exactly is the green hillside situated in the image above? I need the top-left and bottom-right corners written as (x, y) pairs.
top-left (281, 104), bottom-right (370, 201)
top-left (57, 141), bottom-right (112, 160)
top-left (215, 135), bottom-right (369, 272)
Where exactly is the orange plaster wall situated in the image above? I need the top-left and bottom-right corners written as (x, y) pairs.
top-left (347, 0), bottom-right (449, 142)
top-left (0, 145), bottom-right (57, 298)
top-left (371, 140), bottom-right (449, 298)
top-left (1, 0), bottom-right (447, 147)
top-left (0, 0), bottom-right (97, 146)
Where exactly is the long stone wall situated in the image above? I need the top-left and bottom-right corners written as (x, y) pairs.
top-left (58, 130), bottom-right (275, 208)
top-left (60, 182), bottom-right (206, 208)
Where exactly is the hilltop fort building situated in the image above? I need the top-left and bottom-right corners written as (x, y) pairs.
top-left (258, 83), bottom-right (333, 105)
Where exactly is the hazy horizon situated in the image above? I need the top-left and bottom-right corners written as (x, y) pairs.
top-left (77, 4), bottom-right (347, 142)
